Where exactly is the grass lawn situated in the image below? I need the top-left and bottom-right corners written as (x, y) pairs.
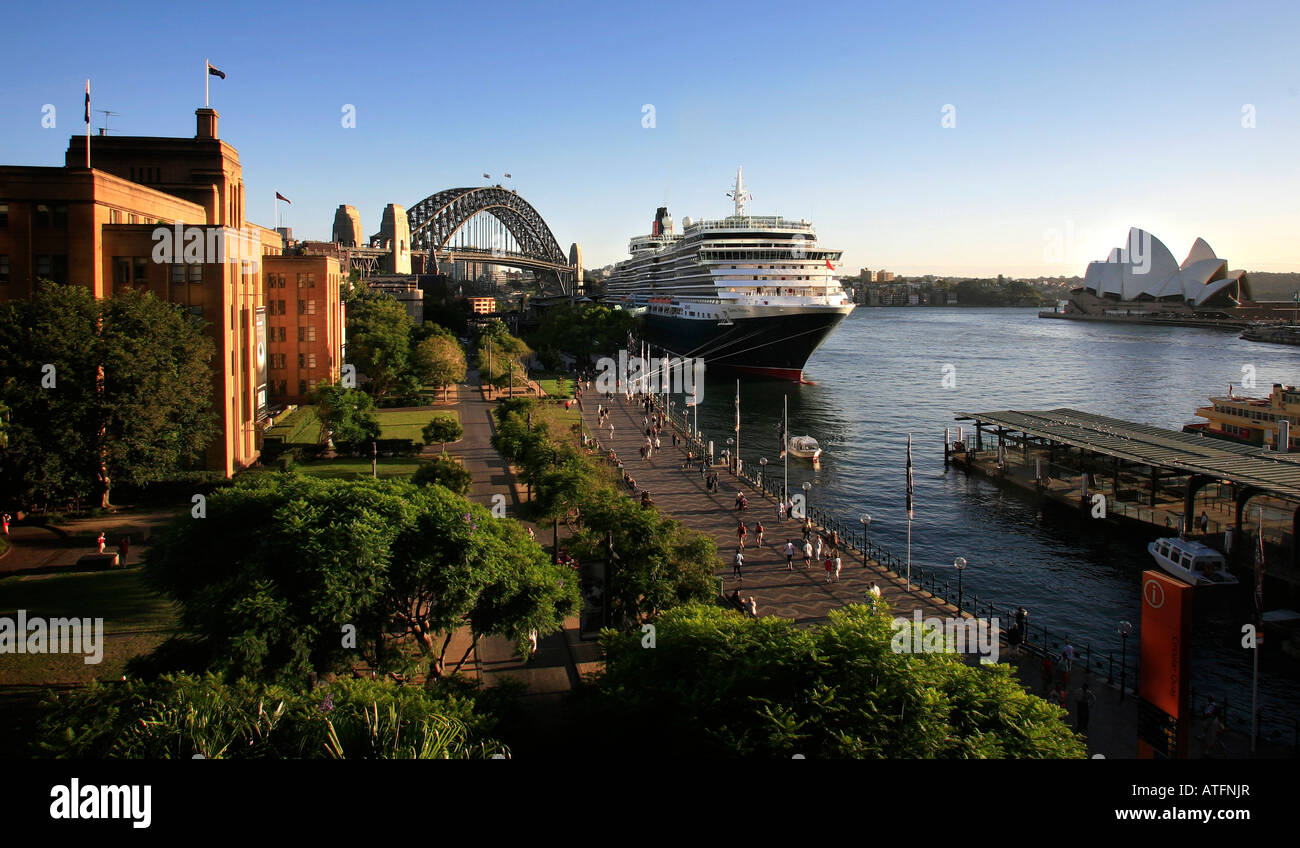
top-left (373, 408), bottom-right (459, 443)
top-left (295, 456), bottom-right (427, 480)
top-left (535, 375), bottom-right (572, 398)
top-left (265, 405), bottom-right (323, 445)
top-left (0, 567), bottom-right (178, 686)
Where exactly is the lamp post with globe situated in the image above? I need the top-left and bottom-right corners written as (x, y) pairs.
top-left (954, 556), bottom-right (967, 615)
top-left (859, 514), bottom-right (872, 566)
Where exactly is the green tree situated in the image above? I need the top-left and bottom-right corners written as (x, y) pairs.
top-left (593, 603), bottom-right (1086, 759)
top-left (313, 382), bottom-right (381, 448)
top-left (412, 332), bottom-right (467, 402)
top-left (0, 282), bottom-right (217, 508)
top-left (347, 291), bottom-right (414, 399)
top-left (143, 476), bottom-right (579, 682)
top-left (421, 416), bottom-right (464, 451)
top-left (411, 455), bottom-right (471, 495)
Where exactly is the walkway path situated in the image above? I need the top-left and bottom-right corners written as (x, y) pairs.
top-left (580, 389), bottom-right (1145, 757)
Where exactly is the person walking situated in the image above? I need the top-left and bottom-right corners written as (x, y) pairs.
top-left (747, 596), bottom-right (758, 617)
top-left (833, 553), bottom-right (843, 582)
top-left (784, 540), bottom-right (795, 570)
top-left (814, 534), bottom-right (823, 562)
top-left (802, 539), bottom-right (813, 569)
top-left (1060, 640), bottom-right (1075, 688)
top-left (1015, 607), bottom-right (1029, 648)
top-left (824, 554), bottom-right (834, 582)
top-left (1008, 622), bottom-right (1022, 657)
top-left (1075, 682), bottom-right (1096, 733)
top-left (1, 512), bottom-right (10, 536)
top-left (866, 581), bottom-right (882, 612)
top-left (732, 549), bottom-right (744, 581)
top-left (736, 520), bottom-right (747, 550)
top-left (777, 500), bottom-right (786, 522)
top-left (1040, 653), bottom-right (1055, 695)
top-left (96, 531), bottom-right (106, 554)
top-left (755, 521), bottom-right (765, 548)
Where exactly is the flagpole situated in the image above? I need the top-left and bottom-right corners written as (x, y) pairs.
top-left (734, 378), bottom-right (740, 476)
top-left (205, 58), bottom-right (209, 108)
top-left (84, 79), bottom-right (90, 169)
top-left (906, 433), bottom-right (914, 589)
top-left (783, 394), bottom-right (788, 504)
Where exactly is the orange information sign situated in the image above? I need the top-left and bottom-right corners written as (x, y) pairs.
top-left (1137, 570), bottom-right (1193, 758)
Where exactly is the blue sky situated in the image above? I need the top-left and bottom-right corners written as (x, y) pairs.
top-left (3, 0), bottom-right (1297, 275)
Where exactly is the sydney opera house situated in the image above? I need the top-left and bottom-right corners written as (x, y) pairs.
top-left (1057, 228), bottom-right (1251, 319)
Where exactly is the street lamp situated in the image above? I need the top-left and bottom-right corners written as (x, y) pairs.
top-left (859, 514), bottom-right (872, 565)
top-left (726, 437), bottom-right (735, 473)
top-left (759, 457), bottom-right (768, 490)
top-left (801, 481), bottom-right (812, 521)
top-left (954, 556), bottom-right (967, 615)
top-left (1118, 620), bottom-right (1132, 700)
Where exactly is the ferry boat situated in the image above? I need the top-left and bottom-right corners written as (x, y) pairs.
top-left (1147, 537), bottom-right (1239, 586)
top-left (1183, 383), bottom-right (1300, 450)
top-left (605, 168), bottom-right (855, 381)
top-left (1241, 323), bottom-right (1300, 346)
top-left (786, 435), bottom-right (823, 461)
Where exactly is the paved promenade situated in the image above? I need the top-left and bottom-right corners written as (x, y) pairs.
top-left (579, 388), bottom-right (1147, 757)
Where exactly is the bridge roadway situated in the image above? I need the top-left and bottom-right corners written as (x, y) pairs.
top-left (579, 388), bottom-right (1139, 757)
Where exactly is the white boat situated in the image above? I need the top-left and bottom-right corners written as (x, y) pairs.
top-left (787, 435), bottom-right (822, 461)
top-left (1147, 537), bottom-right (1239, 586)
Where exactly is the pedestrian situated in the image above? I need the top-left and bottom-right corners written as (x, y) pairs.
top-left (1075, 682), bottom-right (1096, 733)
top-left (1015, 606), bottom-right (1029, 645)
top-left (866, 581), bottom-right (882, 611)
top-left (1054, 683), bottom-right (1068, 709)
top-left (814, 534), bottom-right (823, 561)
top-left (1200, 510), bottom-right (1210, 533)
top-left (1, 512), bottom-right (10, 536)
top-left (735, 491), bottom-right (745, 511)
top-left (784, 540), bottom-right (795, 570)
top-left (1040, 654), bottom-right (1055, 694)
top-left (737, 520), bottom-right (747, 549)
top-left (529, 629), bottom-right (539, 656)
top-left (96, 531), bottom-right (106, 554)
top-left (755, 521), bottom-right (765, 548)
top-left (732, 549), bottom-right (744, 581)
top-left (833, 553), bottom-right (842, 582)
top-left (747, 596), bottom-right (758, 617)
top-left (824, 555), bottom-right (834, 582)
top-left (117, 535), bottom-right (130, 567)
top-left (1007, 622), bottom-right (1022, 657)
top-left (802, 539), bottom-right (813, 569)
top-left (1060, 640), bottom-right (1075, 687)
top-left (777, 500), bottom-right (786, 522)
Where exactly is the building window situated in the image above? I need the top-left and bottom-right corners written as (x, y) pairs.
top-left (307, 273), bottom-right (315, 288)
top-left (298, 354), bottom-right (306, 369)
top-left (133, 257), bottom-right (148, 285)
top-left (52, 255), bottom-right (67, 284)
top-left (171, 264), bottom-right (185, 284)
top-left (113, 258), bottom-right (130, 286)
top-left (306, 299), bottom-right (316, 315)
top-left (53, 205), bottom-right (67, 228)
top-left (308, 353), bottom-right (317, 369)
top-left (35, 255), bottom-right (52, 278)
top-left (297, 273), bottom-right (304, 288)
top-left (0, 204), bottom-right (9, 227)
top-left (35, 204), bottom-right (52, 228)
top-left (299, 380), bottom-right (307, 396)
top-left (189, 263), bottom-right (203, 284)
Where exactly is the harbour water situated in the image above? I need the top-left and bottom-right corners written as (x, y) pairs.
top-left (679, 306), bottom-right (1300, 743)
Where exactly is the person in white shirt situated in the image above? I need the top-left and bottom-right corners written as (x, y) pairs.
top-left (784, 540), bottom-right (795, 570)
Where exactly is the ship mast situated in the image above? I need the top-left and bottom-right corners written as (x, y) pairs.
top-left (727, 165), bottom-right (751, 217)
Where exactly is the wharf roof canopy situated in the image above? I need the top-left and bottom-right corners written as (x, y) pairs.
top-left (955, 408), bottom-right (1300, 500)
top-left (1081, 228), bottom-right (1247, 305)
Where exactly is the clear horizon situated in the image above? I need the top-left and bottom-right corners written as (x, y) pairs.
top-left (3, 0), bottom-right (1297, 276)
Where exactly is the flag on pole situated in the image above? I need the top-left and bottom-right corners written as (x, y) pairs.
top-left (482, 173), bottom-right (491, 179)
top-left (275, 192), bottom-right (291, 204)
top-left (778, 407), bottom-right (787, 459)
top-left (504, 173), bottom-right (512, 178)
top-left (1255, 511), bottom-right (1266, 620)
top-left (207, 63), bottom-right (226, 79)
top-left (84, 80), bottom-right (90, 124)
top-left (825, 259), bottom-right (835, 270)
top-left (906, 434), bottom-right (914, 520)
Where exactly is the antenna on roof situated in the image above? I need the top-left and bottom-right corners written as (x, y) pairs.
top-left (97, 109), bottom-right (118, 135)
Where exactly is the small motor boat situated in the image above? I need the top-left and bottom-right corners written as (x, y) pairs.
top-left (1147, 537), bottom-right (1239, 586)
top-left (787, 435), bottom-right (822, 462)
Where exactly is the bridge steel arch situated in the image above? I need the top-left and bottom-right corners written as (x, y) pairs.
top-left (407, 187), bottom-right (572, 287)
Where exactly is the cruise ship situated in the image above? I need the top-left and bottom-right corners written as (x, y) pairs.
top-left (606, 168), bottom-right (854, 380)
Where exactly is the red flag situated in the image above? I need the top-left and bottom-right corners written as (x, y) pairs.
top-left (275, 192), bottom-right (291, 204)
top-left (825, 259), bottom-right (835, 270)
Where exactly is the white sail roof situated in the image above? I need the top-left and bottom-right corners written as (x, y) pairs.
top-left (1081, 229), bottom-right (1241, 305)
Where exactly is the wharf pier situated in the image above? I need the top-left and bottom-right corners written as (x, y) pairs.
top-left (950, 408), bottom-right (1300, 596)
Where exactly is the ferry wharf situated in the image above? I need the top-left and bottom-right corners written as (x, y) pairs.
top-left (950, 408), bottom-right (1300, 597)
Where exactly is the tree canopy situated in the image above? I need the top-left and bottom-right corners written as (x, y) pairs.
top-left (143, 475), bottom-right (580, 682)
top-left (593, 603), bottom-right (1087, 759)
top-left (312, 382), bottom-right (381, 447)
top-left (0, 282), bottom-right (217, 508)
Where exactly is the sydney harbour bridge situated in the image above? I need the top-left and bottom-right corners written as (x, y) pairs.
top-left (332, 184), bottom-right (582, 295)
